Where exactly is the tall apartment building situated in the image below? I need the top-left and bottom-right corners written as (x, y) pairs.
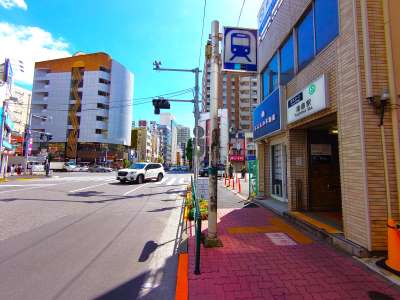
top-left (176, 125), bottom-right (190, 160)
top-left (201, 58), bottom-right (258, 169)
top-left (31, 52), bottom-right (133, 162)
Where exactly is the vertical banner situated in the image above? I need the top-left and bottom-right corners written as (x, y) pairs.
top-left (248, 159), bottom-right (258, 198)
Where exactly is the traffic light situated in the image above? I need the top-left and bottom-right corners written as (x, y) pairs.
top-left (152, 98), bottom-right (170, 115)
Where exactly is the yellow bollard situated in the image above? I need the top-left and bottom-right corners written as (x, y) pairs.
top-left (385, 218), bottom-right (400, 272)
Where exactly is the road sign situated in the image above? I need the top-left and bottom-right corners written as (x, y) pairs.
top-left (193, 126), bottom-right (205, 138)
top-left (223, 27), bottom-right (257, 72)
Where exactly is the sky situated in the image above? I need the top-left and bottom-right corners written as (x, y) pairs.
top-left (0, 0), bottom-right (263, 131)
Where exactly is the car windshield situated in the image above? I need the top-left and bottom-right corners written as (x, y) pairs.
top-left (130, 163), bottom-right (146, 169)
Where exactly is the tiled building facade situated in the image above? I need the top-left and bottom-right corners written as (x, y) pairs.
top-left (254, 0), bottom-right (400, 253)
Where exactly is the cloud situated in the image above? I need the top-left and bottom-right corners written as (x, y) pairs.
top-left (0, 0), bottom-right (27, 10)
top-left (0, 22), bottom-right (71, 85)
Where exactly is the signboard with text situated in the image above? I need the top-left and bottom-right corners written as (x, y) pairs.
top-left (287, 75), bottom-right (329, 124)
top-left (257, 0), bottom-right (281, 39)
top-left (223, 27), bottom-right (257, 72)
top-left (253, 88), bottom-right (281, 140)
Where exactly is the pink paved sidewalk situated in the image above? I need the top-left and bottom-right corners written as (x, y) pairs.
top-left (188, 207), bottom-right (400, 300)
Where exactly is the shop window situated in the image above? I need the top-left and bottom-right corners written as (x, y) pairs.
top-left (280, 35), bottom-right (294, 84)
top-left (314, 0), bottom-right (339, 53)
top-left (261, 52), bottom-right (278, 100)
top-left (297, 8), bottom-right (315, 70)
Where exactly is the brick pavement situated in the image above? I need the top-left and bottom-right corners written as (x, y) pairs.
top-left (188, 206), bottom-right (400, 300)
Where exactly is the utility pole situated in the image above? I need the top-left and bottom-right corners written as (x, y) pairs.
top-left (206, 20), bottom-right (221, 244)
top-left (152, 63), bottom-right (201, 183)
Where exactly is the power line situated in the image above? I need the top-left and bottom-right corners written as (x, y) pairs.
top-left (237, 0), bottom-right (246, 26)
top-left (198, 0), bottom-right (207, 68)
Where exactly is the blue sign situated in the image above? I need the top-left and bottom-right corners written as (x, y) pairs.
top-left (223, 27), bottom-right (257, 72)
top-left (253, 89), bottom-right (281, 140)
top-left (247, 155), bottom-right (256, 161)
top-left (258, 0), bottom-right (280, 38)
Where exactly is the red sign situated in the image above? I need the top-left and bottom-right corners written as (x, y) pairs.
top-left (229, 155), bottom-right (245, 162)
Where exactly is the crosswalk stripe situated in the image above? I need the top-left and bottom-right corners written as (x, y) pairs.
top-left (155, 177), bottom-right (168, 185)
top-left (179, 178), bottom-right (185, 185)
top-left (165, 178), bottom-right (176, 186)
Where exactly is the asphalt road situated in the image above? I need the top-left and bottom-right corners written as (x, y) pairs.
top-left (0, 172), bottom-right (190, 300)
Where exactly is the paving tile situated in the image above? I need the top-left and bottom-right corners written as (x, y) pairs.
top-left (187, 207), bottom-right (400, 300)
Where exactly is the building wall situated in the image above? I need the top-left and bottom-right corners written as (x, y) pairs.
top-left (31, 52), bottom-right (133, 152)
top-left (255, 0), bottom-right (399, 251)
top-left (9, 85), bottom-right (31, 135)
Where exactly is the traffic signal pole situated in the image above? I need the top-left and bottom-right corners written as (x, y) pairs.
top-left (153, 64), bottom-right (201, 184)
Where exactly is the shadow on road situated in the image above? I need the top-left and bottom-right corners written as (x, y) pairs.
top-left (147, 206), bottom-right (180, 213)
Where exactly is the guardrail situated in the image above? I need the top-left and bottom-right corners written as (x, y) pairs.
top-left (191, 176), bottom-right (201, 275)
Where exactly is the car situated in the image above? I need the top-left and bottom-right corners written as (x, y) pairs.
top-left (89, 165), bottom-right (113, 173)
top-left (199, 165), bottom-right (225, 177)
top-left (199, 166), bottom-right (209, 177)
top-left (64, 163), bottom-right (77, 172)
top-left (117, 162), bottom-right (165, 184)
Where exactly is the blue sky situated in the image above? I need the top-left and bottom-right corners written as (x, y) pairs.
top-left (0, 0), bottom-right (262, 130)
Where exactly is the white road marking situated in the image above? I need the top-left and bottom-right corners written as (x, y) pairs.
top-left (155, 177), bottom-right (167, 185)
top-left (178, 178), bottom-right (185, 185)
top-left (68, 180), bottom-right (115, 194)
top-left (123, 183), bottom-right (147, 196)
top-left (0, 184), bottom-right (53, 188)
top-left (165, 178), bottom-right (176, 186)
top-left (0, 184), bottom-right (58, 194)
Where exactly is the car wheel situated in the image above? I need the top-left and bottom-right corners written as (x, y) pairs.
top-left (157, 173), bottom-right (163, 182)
top-left (137, 174), bottom-right (144, 184)
top-left (119, 179), bottom-right (126, 184)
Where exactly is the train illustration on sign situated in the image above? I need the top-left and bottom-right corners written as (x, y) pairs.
top-left (230, 32), bottom-right (251, 62)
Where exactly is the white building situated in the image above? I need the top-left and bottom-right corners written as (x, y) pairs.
top-left (176, 125), bottom-right (190, 161)
top-left (31, 52), bottom-right (133, 162)
top-left (160, 112), bottom-right (178, 165)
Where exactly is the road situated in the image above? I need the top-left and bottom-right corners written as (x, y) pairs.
top-left (0, 172), bottom-right (190, 300)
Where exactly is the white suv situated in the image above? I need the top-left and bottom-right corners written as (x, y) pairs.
top-left (117, 162), bottom-right (165, 184)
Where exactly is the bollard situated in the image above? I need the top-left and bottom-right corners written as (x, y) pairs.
top-left (238, 177), bottom-right (241, 193)
top-left (232, 177), bottom-right (235, 189)
top-left (385, 219), bottom-right (400, 272)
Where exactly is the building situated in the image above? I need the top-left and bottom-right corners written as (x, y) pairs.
top-left (130, 127), bottom-right (151, 162)
top-left (158, 124), bottom-right (171, 165)
top-left (202, 57), bottom-right (258, 170)
top-left (31, 52), bottom-right (133, 163)
top-left (160, 112), bottom-right (178, 165)
top-left (176, 125), bottom-right (190, 163)
top-left (7, 85), bottom-right (31, 157)
top-left (253, 0), bottom-right (400, 254)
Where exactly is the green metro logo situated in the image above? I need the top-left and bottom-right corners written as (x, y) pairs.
top-left (308, 83), bottom-right (316, 95)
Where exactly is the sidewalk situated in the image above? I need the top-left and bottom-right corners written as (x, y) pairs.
top-left (223, 173), bottom-right (249, 201)
top-left (187, 203), bottom-right (400, 299)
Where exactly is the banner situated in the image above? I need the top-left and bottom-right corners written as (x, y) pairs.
top-left (248, 159), bottom-right (258, 198)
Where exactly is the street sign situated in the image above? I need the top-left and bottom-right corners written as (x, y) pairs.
top-left (223, 27), bottom-right (257, 72)
top-left (193, 126), bottom-right (205, 138)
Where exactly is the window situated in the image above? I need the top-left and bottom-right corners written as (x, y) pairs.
top-left (95, 129), bottom-right (102, 134)
top-left (98, 90), bottom-right (109, 97)
top-left (315, 0), bottom-right (339, 53)
top-left (99, 78), bottom-right (110, 84)
top-left (261, 52), bottom-right (278, 99)
top-left (97, 103), bottom-right (109, 109)
top-left (99, 66), bottom-right (110, 73)
top-left (96, 116), bottom-right (105, 121)
top-left (297, 8), bottom-right (315, 70)
top-left (280, 35), bottom-right (294, 84)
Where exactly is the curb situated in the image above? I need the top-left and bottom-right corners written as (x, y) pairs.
top-left (175, 253), bottom-right (188, 300)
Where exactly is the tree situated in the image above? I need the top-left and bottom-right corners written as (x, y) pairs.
top-left (157, 156), bottom-right (164, 164)
top-left (186, 138), bottom-right (193, 169)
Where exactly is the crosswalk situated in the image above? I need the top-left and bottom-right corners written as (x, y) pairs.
top-left (155, 177), bottom-right (188, 186)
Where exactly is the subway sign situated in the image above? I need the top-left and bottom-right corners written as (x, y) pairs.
top-left (253, 88), bottom-right (281, 140)
top-left (287, 74), bottom-right (329, 124)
